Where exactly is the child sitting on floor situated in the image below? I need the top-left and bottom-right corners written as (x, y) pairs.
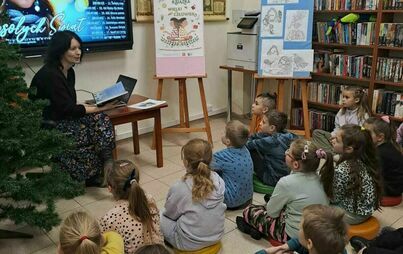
top-left (100, 160), bottom-right (163, 253)
top-left (58, 211), bottom-right (124, 254)
top-left (251, 92), bottom-right (276, 133)
top-left (160, 139), bottom-right (226, 251)
top-left (255, 204), bottom-right (348, 254)
top-left (312, 86), bottom-right (370, 153)
top-left (211, 120), bottom-right (253, 209)
top-left (364, 117), bottom-right (403, 198)
top-left (246, 111), bottom-right (297, 186)
top-left (329, 124), bottom-right (382, 224)
top-left (237, 139), bottom-right (333, 242)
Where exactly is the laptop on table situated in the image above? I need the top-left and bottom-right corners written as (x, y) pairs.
top-left (86, 75), bottom-right (137, 107)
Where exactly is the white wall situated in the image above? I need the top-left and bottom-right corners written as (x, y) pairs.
top-left (22, 0), bottom-right (262, 140)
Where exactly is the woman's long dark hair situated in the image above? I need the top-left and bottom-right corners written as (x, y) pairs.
top-left (45, 30), bottom-right (83, 69)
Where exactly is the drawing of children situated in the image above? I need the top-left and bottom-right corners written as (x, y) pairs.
top-left (166, 17), bottom-right (180, 41)
top-left (178, 17), bottom-right (192, 41)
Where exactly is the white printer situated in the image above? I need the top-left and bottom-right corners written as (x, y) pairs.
top-left (227, 11), bottom-right (260, 70)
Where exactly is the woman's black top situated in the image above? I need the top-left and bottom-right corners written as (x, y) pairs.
top-left (30, 64), bottom-right (86, 121)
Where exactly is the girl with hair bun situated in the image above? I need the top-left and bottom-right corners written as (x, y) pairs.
top-left (100, 160), bottom-right (163, 254)
top-left (160, 138), bottom-right (226, 251)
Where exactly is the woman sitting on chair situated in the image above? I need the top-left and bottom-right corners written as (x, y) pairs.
top-left (30, 30), bottom-right (115, 187)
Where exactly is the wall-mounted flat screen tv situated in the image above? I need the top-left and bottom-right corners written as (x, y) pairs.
top-left (0, 0), bottom-right (133, 57)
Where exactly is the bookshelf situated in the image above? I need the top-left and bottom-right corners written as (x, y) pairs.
top-left (290, 1), bottom-right (403, 131)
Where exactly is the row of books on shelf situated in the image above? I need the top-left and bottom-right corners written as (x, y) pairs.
top-left (376, 57), bottom-right (403, 82)
top-left (314, 51), bottom-right (372, 78)
top-left (373, 90), bottom-right (403, 117)
top-left (314, 0), bottom-right (379, 10)
top-left (315, 22), bottom-right (376, 45)
top-left (383, 0), bottom-right (403, 9)
top-left (292, 108), bottom-right (336, 132)
top-left (293, 83), bottom-right (367, 106)
top-left (379, 23), bottom-right (403, 47)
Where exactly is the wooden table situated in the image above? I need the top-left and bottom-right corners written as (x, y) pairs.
top-left (106, 94), bottom-right (167, 167)
top-left (219, 65), bottom-right (257, 122)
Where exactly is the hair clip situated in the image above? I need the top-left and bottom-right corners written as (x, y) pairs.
top-left (120, 162), bottom-right (129, 167)
top-left (361, 126), bottom-right (366, 131)
top-left (123, 170), bottom-right (136, 191)
top-left (380, 115), bottom-right (390, 124)
top-left (315, 149), bottom-right (327, 159)
top-left (130, 179), bottom-right (137, 185)
top-left (301, 144), bottom-right (309, 160)
top-left (79, 236), bottom-right (88, 242)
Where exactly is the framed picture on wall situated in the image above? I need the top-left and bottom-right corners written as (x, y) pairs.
top-left (135, 0), bottom-right (227, 22)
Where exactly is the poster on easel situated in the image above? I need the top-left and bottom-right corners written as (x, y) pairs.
top-left (153, 0), bottom-right (205, 77)
top-left (258, 0), bottom-right (314, 78)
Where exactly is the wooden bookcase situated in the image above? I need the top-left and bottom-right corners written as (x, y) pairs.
top-left (291, 3), bottom-right (403, 131)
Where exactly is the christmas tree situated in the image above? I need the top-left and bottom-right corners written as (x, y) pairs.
top-left (0, 12), bottom-right (84, 232)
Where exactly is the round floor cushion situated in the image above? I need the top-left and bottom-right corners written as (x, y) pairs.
top-left (348, 216), bottom-right (380, 240)
top-left (253, 175), bottom-right (275, 194)
top-left (381, 195), bottom-right (402, 207)
top-left (174, 242), bottom-right (222, 254)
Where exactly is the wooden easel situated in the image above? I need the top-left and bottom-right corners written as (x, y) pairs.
top-left (250, 74), bottom-right (312, 139)
top-left (154, 75), bottom-right (213, 144)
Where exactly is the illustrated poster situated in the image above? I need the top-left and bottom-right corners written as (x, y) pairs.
top-left (258, 0), bottom-right (314, 78)
top-left (153, 0), bottom-right (205, 77)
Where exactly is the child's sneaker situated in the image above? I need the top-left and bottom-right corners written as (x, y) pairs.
top-left (236, 216), bottom-right (263, 240)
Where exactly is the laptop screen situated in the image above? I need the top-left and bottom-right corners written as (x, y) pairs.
top-left (117, 75), bottom-right (137, 103)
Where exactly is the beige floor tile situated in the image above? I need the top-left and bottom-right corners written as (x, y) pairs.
top-left (225, 209), bottom-right (243, 223)
top-left (392, 216), bottom-right (403, 228)
top-left (165, 153), bottom-right (184, 166)
top-left (158, 170), bottom-right (186, 187)
top-left (31, 244), bottom-right (57, 254)
top-left (54, 198), bottom-right (81, 214)
top-left (253, 193), bottom-right (267, 205)
top-left (224, 218), bottom-right (237, 234)
top-left (142, 160), bottom-right (184, 179)
top-left (74, 187), bottom-right (110, 206)
top-left (119, 150), bottom-right (157, 167)
top-left (373, 202), bottom-right (403, 227)
top-left (84, 197), bottom-right (116, 220)
top-left (221, 229), bottom-right (269, 254)
top-left (141, 180), bottom-right (170, 202)
top-left (0, 226), bottom-right (53, 254)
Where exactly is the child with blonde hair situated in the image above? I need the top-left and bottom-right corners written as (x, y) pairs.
top-left (100, 160), bottom-right (163, 253)
top-left (312, 86), bottom-right (371, 153)
top-left (255, 204), bottom-right (348, 254)
top-left (160, 139), bottom-right (226, 251)
top-left (237, 139), bottom-right (333, 242)
top-left (251, 92), bottom-right (277, 133)
top-left (329, 124), bottom-right (382, 224)
top-left (364, 117), bottom-right (403, 197)
top-left (211, 120), bottom-right (253, 209)
top-left (246, 111), bottom-right (297, 186)
top-left (58, 211), bottom-right (124, 254)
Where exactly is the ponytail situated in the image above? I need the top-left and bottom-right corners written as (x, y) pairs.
top-left (318, 150), bottom-right (335, 199)
top-left (186, 161), bottom-right (214, 202)
top-left (182, 139), bottom-right (214, 202)
top-left (128, 180), bottom-right (157, 244)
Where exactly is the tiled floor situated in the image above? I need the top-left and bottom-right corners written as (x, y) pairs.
top-left (1, 114), bottom-right (402, 254)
